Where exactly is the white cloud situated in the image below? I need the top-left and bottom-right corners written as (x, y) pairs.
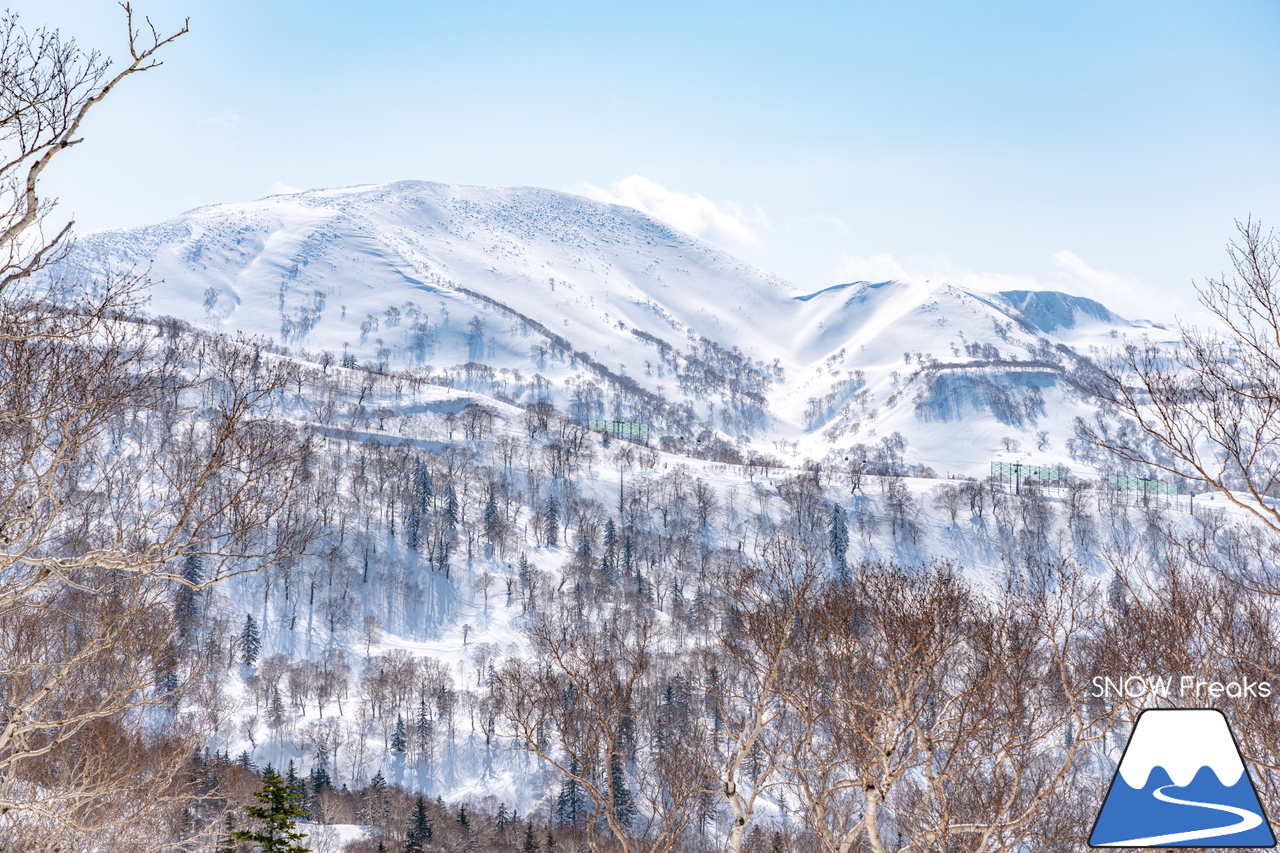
top-left (1051, 250), bottom-right (1136, 301)
top-left (1049, 250), bottom-right (1180, 321)
top-left (944, 267), bottom-right (1041, 294)
top-left (835, 252), bottom-right (916, 283)
top-left (270, 181), bottom-right (302, 195)
top-left (199, 110), bottom-right (242, 129)
top-left (581, 176), bottom-right (760, 246)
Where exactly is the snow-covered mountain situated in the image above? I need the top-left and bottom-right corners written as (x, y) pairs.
top-left (58, 180), bottom-right (1170, 475)
top-left (44, 182), bottom-right (1245, 842)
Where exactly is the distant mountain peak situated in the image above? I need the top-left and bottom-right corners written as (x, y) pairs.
top-left (999, 289), bottom-right (1124, 333)
top-left (53, 180), bottom-right (1152, 475)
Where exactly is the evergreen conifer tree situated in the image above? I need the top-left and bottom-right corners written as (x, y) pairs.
top-left (545, 496), bottom-right (559, 547)
top-left (522, 821), bottom-right (540, 853)
top-left (415, 698), bottom-right (433, 760)
top-left (609, 751), bottom-right (636, 828)
top-left (555, 759), bottom-right (586, 827)
top-left (214, 812), bottom-right (237, 853)
top-left (153, 640), bottom-right (180, 704)
top-left (406, 459), bottom-right (432, 551)
top-left (416, 459), bottom-right (433, 502)
top-left (360, 771), bottom-right (389, 827)
top-left (175, 550), bottom-right (204, 643)
top-left (435, 537), bottom-right (451, 575)
top-left (484, 491), bottom-right (500, 538)
top-left (309, 764), bottom-right (332, 804)
top-left (232, 764), bottom-right (310, 853)
top-left (391, 714), bottom-right (407, 754)
top-left (284, 760), bottom-right (308, 819)
top-left (830, 503), bottom-right (850, 581)
top-left (445, 483), bottom-right (459, 529)
top-left (240, 614), bottom-right (261, 666)
top-left (404, 795), bottom-right (432, 853)
top-left (268, 687), bottom-right (286, 729)
top-left (405, 500), bottom-right (421, 551)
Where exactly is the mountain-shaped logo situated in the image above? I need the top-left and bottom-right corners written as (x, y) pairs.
top-left (1090, 708), bottom-right (1275, 847)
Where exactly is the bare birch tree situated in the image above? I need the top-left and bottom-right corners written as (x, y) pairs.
top-left (493, 604), bottom-right (713, 853)
top-left (701, 539), bottom-right (826, 853)
top-left (779, 562), bottom-right (1115, 853)
top-left (1076, 219), bottom-right (1280, 538)
top-left (0, 6), bottom-right (318, 848)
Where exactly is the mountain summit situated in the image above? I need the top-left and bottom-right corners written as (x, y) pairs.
top-left (58, 180), bottom-right (1155, 473)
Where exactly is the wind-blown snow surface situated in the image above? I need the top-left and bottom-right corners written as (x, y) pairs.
top-left (58, 179), bottom-right (1169, 474)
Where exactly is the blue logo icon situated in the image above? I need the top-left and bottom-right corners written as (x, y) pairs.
top-left (1090, 709), bottom-right (1275, 847)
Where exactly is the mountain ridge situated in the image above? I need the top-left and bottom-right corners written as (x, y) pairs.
top-left (55, 180), bottom-right (1160, 475)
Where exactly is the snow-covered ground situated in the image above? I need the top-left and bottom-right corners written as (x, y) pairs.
top-left (48, 180), bottom-right (1228, 840)
top-left (58, 180), bottom-right (1177, 477)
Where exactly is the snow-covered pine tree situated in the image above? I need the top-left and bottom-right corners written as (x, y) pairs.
top-left (153, 641), bottom-right (180, 706)
top-left (484, 490), bottom-right (500, 541)
top-left (604, 518), bottom-right (617, 555)
top-left (391, 714), bottom-right (407, 754)
top-left (555, 758), bottom-right (586, 827)
top-left (309, 764), bottom-right (332, 805)
top-left (829, 503), bottom-right (850, 583)
top-left (545, 496), bottom-right (560, 547)
top-left (175, 550), bottom-right (204, 644)
top-left (609, 749), bottom-right (636, 828)
top-left (214, 812), bottom-right (237, 853)
top-left (445, 483), bottom-right (459, 529)
top-left (268, 688), bottom-right (286, 729)
top-left (406, 458), bottom-right (432, 551)
top-left (241, 614), bottom-right (261, 666)
top-left (360, 771), bottom-right (389, 827)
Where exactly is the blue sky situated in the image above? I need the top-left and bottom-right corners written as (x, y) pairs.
top-left (18, 0), bottom-right (1280, 319)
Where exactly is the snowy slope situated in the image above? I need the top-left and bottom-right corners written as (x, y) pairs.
top-left (62, 180), bottom-right (793, 366)
top-left (42, 181), bottom-right (1243, 834)
top-left (56, 180), bottom-right (1169, 475)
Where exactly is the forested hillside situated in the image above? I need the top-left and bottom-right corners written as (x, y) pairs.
top-left (11, 173), bottom-right (1278, 852)
top-left (8, 5), bottom-right (1280, 852)
top-left (16, 303), bottom-right (1273, 853)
